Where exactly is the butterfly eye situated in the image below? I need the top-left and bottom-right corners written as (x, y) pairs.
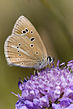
top-left (30, 37), bottom-right (35, 41)
top-left (47, 56), bottom-right (53, 63)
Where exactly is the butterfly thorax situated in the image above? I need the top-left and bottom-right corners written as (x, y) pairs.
top-left (34, 56), bottom-right (54, 70)
top-left (34, 58), bottom-right (47, 70)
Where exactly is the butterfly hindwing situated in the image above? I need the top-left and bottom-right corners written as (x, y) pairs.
top-left (4, 34), bottom-right (42, 68)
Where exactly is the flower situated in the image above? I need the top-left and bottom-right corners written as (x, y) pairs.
top-left (15, 60), bottom-right (73, 109)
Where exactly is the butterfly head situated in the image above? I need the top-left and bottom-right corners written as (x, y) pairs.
top-left (47, 56), bottom-right (54, 65)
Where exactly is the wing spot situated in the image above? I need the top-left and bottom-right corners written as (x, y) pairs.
top-left (35, 52), bottom-right (39, 55)
top-left (22, 30), bottom-right (26, 34)
top-left (30, 30), bottom-right (33, 33)
top-left (18, 51), bottom-right (19, 52)
top-left (25, 28), bottom-right (28, 32)
top-left (19, 43), bottom-right (21, 46)
top-left (30, 37), bottom-right (35, 41)
top-left (17, 46), bottom-right (19, 48)
top-left (30, 44), bottom-right (34, 47)
top-left (22, 28), bottom-right (29, 34)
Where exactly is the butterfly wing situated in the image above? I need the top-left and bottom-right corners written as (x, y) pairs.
top-left (4, 34), bottom-right (42, 68)
top-left (12, 16), bottom-right (47, 59)
top-left (4, 16), bottom-right (48, 69)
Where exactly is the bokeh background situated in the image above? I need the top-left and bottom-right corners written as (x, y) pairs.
top-left (0, 0), bottom-right (73, 109)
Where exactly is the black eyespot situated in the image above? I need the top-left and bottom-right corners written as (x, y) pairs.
top-left (18, 51), bottom-right (19, 52)
top-left (23, 30), bottom-right (26, 33)
top-left (30, 37), bottom-right (35, 41)
top-left (35, 52), bottom-right (38, 55)
top-left (17, 46), bottom-right (19, 48)
top-left (22, 63), bottom-right (23, 64)
top-left (19, 43), bottom-right (21, 46)
top-left (30, 44), bottom-right (34, 47)
top-left (31, 30), bottom-right (33, 33)
top-left (25, 28), bottom-right (28, 32)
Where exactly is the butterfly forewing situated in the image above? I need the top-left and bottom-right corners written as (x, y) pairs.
top-left (12, 16), bottom-right (47, 58)
top-left (4, 16), bottom-right (48, 69)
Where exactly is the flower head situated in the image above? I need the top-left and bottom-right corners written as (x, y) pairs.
top-left (15, 60), bottom-right (73, 109)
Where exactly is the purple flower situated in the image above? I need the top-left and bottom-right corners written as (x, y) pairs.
top-left (15, 60), bottom-right (73, 109)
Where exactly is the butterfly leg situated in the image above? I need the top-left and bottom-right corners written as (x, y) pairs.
top-left (34, 69), bottom-right (39, 76)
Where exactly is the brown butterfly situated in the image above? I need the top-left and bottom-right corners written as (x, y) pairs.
top-left (4, 16), bottom-right (53, 69)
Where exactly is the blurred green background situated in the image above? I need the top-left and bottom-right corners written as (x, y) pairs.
top-left (0, 0), bottom-right (73, 109)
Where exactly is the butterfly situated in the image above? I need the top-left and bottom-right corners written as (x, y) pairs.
top-left (4, 16), bottom-right (54, 70)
